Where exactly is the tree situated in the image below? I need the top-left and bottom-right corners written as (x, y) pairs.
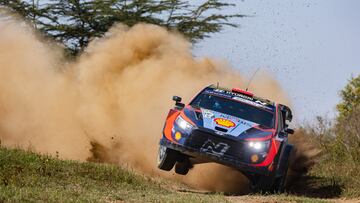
top-left (337, 74), bottom-right (360, 120)
top-left (0, 0), bottom-right (245, 55)
top-left (332, 75), bottom-right (360, 164)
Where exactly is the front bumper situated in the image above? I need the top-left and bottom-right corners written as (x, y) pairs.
top-left (160, 131), bottom-right (272, 175)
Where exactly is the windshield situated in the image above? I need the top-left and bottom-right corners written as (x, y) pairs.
top-left (190, 93), bottom-right (275, 128)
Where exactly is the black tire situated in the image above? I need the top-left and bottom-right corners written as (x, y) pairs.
top-left (249, 145), bottom-right (293, 193)
top-left (157, 145), bottom-right (177, 171)
top-left (272, 165), bottom-right (288, 193)
top-left (249, 175), bottom-right (274, 193)
top-left (272, 144), bottom-right (293, 193)
top-left (175, 162), bottom-right (190, 175)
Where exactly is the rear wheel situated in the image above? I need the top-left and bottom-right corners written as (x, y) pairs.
top-left (157, 145), bottom-right (177, 171)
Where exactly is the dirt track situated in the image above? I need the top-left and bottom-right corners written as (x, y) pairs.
top-left (174, 172), bottom-right (358, 203)
top-left (226, 195), bottom-right (360, 203)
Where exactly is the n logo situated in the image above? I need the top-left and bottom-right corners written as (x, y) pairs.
top-left (200, 139), bottom-right (230, 156)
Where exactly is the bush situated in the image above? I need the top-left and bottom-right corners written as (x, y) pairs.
top-left (311, 107), bottom-right (360, 196)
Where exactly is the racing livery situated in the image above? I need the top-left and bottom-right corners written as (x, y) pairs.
top-left (157, 85), bottom-right (294, 192)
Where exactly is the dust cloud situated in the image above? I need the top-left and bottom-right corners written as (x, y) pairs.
top-left (0, 16), bottom-right (292, 192)
top-left (287, 129), bottom-right (321, 188)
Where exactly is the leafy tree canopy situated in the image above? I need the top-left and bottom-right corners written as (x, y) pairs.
top-left (337, 74), bottom-right (360, 119)
top-left (1, 0), bottom-right (245, 55)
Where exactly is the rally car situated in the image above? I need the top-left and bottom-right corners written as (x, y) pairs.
top-left (157, 85), bottom-right (294, 192)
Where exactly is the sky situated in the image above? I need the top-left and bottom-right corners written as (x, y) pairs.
top-left (2, 0), bottom-right (358, 124)
top-left (193, 0), bottom-right (360, 123)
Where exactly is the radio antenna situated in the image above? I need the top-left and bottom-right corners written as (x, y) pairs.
top-left (245, 67), bottom-right (261, 91)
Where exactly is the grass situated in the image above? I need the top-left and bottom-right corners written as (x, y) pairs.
top-left (0, 147), bottom-right (226, 202)
top-left (296, 109), bottom-right (360, 199)
top-left (310, 159), bottom-right (360, 198)
top-left (228, 194), bottom-right (332, 203)
top-left (0, 146), bottom-right (349, 202)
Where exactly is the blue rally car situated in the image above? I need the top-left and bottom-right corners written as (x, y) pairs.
top-left (157, 85), bottom-right (294, 192)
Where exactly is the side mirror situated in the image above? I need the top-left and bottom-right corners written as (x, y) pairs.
top-left (278, 131), bottom-right (287, 138)
top-left (285, 128), bottom-right (294, 135)
top-left (172, 96), bottom-right (185, 110)
top-left (280, 105), bottom-right (293, 122)
top-left (172, 96), bottom-right (182, 103)
top-left (285, 111), bottom-right (293, 122)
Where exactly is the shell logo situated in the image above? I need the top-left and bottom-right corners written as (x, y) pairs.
top-left (214, 118), bottom-right (235, 128)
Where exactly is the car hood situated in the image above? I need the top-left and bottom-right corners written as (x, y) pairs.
top-left (183, 106), bottom-right (274, 139)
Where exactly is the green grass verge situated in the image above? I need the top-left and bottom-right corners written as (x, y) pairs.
top-left (0, 147), bottom-right (342, 202)
top-left (228, 194), bottom-right (332, 203)
top-left (0, 147), bottom-right (226, 202)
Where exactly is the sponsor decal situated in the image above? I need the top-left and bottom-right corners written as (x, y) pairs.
top-left (232, 96), bottom-right (273, 110)
top-left (219, 114), bottom-right (231, 119)
top-left (214, 118), bottom-right (235, 128)
top-left (202, 109), bottom-right (215, 118)
top-left (255, 100), bottom-right (268, 106)
top-left (206, 88), bottom-right (274, 111)
top-left (205, 89), bottom-right (232, 99)
top-left (238, 120), bottom-right (252, 128)
top-left (215, 131), bottom-right (225, 136)
top-left (212, 88), bottom-right (253, 100)
top-left (200, 139), bottom-right (230, 156)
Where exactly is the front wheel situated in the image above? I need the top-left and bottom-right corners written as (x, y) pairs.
top-left (273, 144), bottom-right (293, 193)
top-left (249, 145), bottom-right (292, 193)
top-left (157, 145), bottom-right (178, 171)
top-left (175, 161), bottom-right (191, 175)
top-left (272, 172), bottom-right (287, 193)
top-left (249, 175), bottom-right (274, 193)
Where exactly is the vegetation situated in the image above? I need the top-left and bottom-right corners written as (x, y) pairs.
top-left (0, 0), bottom-right (245, 55)
top-left (337, 75), bottom-right (360, 119)
top-left (307, 74), bottom-right (360, 197)
top-left (0, 146), bottom-right (341, 202)
top-left (0, 147), bottom-right (228, 202)
top-left (1, 1), bottom-right (359, 201)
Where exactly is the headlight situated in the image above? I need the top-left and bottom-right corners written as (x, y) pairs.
top-left (175, 116), bottom-right (194, 133)
top-left (247, 140), bottom-right (270, 151)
